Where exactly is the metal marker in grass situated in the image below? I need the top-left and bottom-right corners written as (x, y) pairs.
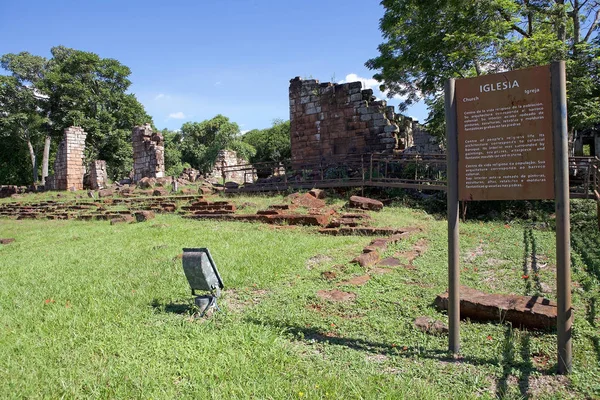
top-left (182, 248), bottom-right (224, 317)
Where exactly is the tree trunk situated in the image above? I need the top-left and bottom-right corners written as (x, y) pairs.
top-left (568, 127), bottom-right (575, 157)
top-left (572, 0), bottom-right (581, 46)
top-left (556, 0), bottom-right (567, 43)
top-left (27, 139), bottom-right (38, 183)
top-left (41, 135), bottom-right (51, 185)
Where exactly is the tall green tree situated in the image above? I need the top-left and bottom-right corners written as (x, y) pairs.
top-left (162, 128), bottom-right (185, 177)
top-left (180, 115), bottom-right (255, 173)
top-left (241, 119), bottom-right (291, 164)
top-left (41, 46), bottom-right (152, 179)
top-left (0, 52), bottom-right (48, 184)
top-left (366, 0), bottom-right (600, 140)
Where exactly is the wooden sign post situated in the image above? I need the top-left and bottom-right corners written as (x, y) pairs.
top-left (445, 61), bottom-right (572, 373)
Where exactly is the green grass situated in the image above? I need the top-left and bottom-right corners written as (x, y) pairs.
top-left (0, 197), bottom-right (599, 399)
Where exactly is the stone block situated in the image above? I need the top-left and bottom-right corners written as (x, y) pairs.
top-left (434, 286), bottom-right (556, 329)
top-left (348, 196), bottom-right (384, 211)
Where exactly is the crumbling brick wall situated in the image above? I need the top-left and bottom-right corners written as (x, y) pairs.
top-left (289, 77), bottom-right (442, 165)
top-left (47, 126), bottom-right (87, 191)
top-left (398, 116), bottom-right (444, 154)
top-left (132, 124), bottom-right (165, 183)
top-left (88, 160), bottom-right (108, 190)
top-left (208, 149), bottom-right (254, 184)
top-left (289, 77), bottom-right (400, 166)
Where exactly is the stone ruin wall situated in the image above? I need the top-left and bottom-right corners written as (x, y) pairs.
top-left (289, 77), bottom-right (399, 165)
top-left (88, 160), bottom-right (108, 190)
top-left (132, 124), bottom-right (165, 183)
top-left (289, 77), bottom-right (442, 165)
top-left (208, 149), bottom-right (255, 184)
top-left (46, 126), bottom-right (87, 191)
top-left (400, 118), bottom-right (445, 155)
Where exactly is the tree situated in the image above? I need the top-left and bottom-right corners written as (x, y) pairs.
top-left (241, 119), bottom-right (291, 164)
top-left (162, 129), bottom-right (185, 177)
top-left (366, 0), bottom-right (600, 140)
top-left (180, 115), bottom-right (255, 173)
top-left (0, 52), bottom-right (48, 184)
top-left (41, 46), bottom-right (152, 180)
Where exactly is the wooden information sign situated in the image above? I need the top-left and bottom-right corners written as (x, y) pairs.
top-left (446, 62), bottom-right (572, 374)
top-left (455, 65), bottom-right (554, 201)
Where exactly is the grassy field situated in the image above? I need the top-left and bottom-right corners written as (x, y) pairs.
top-left (0, 194), bottom-right (599, 399)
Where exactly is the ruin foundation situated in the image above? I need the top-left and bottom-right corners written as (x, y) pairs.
top-left (132, 124), bottom-right (165, 183)
top-left (46, 127), bottom-right (87, 191)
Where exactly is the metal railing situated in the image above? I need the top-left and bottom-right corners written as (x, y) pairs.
top-left (221, 153), bottom-right (448, 192)
top-left (221, 153), bottom-right (600, 197)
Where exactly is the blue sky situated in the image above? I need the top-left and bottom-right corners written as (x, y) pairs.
top-left (0, 0), bottom-right (428, 132)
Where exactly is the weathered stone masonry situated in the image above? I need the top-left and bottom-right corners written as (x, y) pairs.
top-left (47, 126), bottom-right (87, 191)
top-left (290, 77), bottom-right (401, 165)
top-left (132, 124), bottom-right (165, 183)
top-left (208, 149), bottom-right (255, 184)
top-left (289, 77), bottom-right (442, 166)
top-left (88, 160), bottom-right (108, 190)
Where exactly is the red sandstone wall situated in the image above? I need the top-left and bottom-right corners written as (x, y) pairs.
top-left (289, 77), bottom-right (400, 166)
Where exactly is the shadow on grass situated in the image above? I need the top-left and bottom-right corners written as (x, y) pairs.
top-left (495, 326), bottom-right (533, 399)
top-left (592, 335), bottom-right (600, 364)
top-left (150, 299), bottom-right (195, 315)
top-left (246, 317), bottom-right (551, 382)
top-left (587, 297), bottom-right (597, 328)
top-left (523, 228), bottom-right (543, 297)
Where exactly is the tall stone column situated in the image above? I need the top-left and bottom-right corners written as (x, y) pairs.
top-left (52, 126), bottom-right (87, 191)
top-left (132, 123), bottom-right (165, 183)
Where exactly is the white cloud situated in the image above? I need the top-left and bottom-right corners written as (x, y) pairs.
top-left (240, 130), bottom-right (250, 135)
top-left (155, 93), bottom-right (173, 101)
top-left (215, 81), bottom-right (222, 86)
top-left (338, 73), bottom-right (408, 102)
top-left (338, 73), bottom-right (380, 90)
top-left (168, 111), bottom-right (186, 119)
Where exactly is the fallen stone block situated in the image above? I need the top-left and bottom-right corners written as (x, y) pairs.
top-left (414, 316), bottom-right (448, 335)
top-left (137, 177), bottom-right (156, 189)
top-left (353, 251), bottom-right (380, 267)
top-left (198, 186), bottom-right (213, 195)
top-left (134, 210), bottom-right (155, 222)
top-left (309, 188), bottom-right (326, 199)
top-left (288, 192), bottom-right (326, 209)
top-left (434, 286), bottom-right (557, 329)
top-left (348, 195), bottom-right (383, 211)
top-left (98, 189), bottom-right (114, 198)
